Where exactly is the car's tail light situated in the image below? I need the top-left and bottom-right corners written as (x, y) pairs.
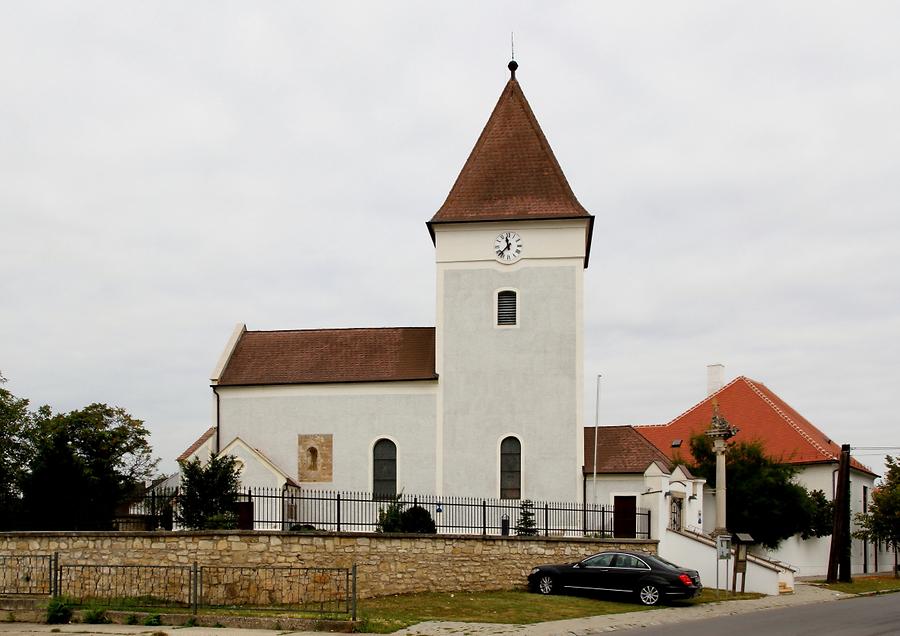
top-left (678, 573), bottom-right (693, 586)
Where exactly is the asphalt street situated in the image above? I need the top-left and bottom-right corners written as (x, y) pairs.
top-left (584, 593), bottom-right (900, 636)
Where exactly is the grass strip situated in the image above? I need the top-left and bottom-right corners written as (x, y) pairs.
top-left (809, 575), bottom-right (900, 595)
top-left (355, 589), bottom-right (762, 633)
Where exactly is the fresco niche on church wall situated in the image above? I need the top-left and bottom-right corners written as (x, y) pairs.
top-left (298, 434), bottom-right (333, 482)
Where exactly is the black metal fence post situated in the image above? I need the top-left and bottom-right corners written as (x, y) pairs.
top-left (191, 561), bottom-right (199, 613)
top-left (351, 564), bottom-right (357, 621)
top-left (336, 492), bottom-right (342, 532)
top-left (481, 500), bottom-right (487, 536)
top-left (51, 552), bottom-right (59, 597)
top-left (544, 504), bottom-right (549, 536)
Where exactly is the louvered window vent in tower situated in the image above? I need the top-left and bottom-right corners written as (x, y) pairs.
top-left (497, 290), bottom-right (517, 326)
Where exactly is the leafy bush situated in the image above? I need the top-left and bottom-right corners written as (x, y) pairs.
top-left (376, 499), bottom-right (405, 533)
top-left (45, 599), bottom-right (72, 624)
top-left (201, 512), bottom-right (237, 530)
top-left (142, 613), bottom-right (162, 626)
top-left (176, 453), bottom-right (241, 530)
top-left (125, 614), bottom-right (138, 625)
top-left (400, 505), bottom-right (437, 534)
top-left (82, 608), bottom-right (109, 624)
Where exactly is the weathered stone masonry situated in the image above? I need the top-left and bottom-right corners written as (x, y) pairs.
top-left (1, 531), bottom-right (656, 598)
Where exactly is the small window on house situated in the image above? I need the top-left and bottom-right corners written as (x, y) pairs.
top-left (671, 439), bottom-right (682, 448)
top-left (500, 436), bottom-right (521, 499)
top-left (497, 290), bottom-right (517, 326)
top-left (373, 439), bottom-right (397, 499)
top-left (307, 447), bottom-right (319, 471)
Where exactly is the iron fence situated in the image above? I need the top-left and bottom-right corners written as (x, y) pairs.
top-left (37, 555), bottom-right (356, 618)
top-left (200, 566), bottom-right (353, 615)
top-left (0, 554), bottom-right (53, 594)
top-left (127, 487), bottom-right (650, 539)
top-left (58, 563), bottom-right (192, 608)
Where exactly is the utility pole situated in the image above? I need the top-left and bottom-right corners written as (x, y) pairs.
top-left (826, 444), bottom-right (852, 583)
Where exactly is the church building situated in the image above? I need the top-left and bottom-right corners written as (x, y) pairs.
top-left (203, 62), bottom-right (594, 503)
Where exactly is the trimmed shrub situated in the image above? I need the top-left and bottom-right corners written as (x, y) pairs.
top-left (400, 505), bottom-right (437, 534)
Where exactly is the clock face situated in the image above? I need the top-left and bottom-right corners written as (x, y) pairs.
top-left (494, 231), bottom-right (523, 263)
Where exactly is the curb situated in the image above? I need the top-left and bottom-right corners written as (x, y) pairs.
top-left (846, 587), bottom-right (900, 598)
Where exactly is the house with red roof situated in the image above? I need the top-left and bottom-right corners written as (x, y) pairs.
top-left (631, 366), bottom-right (889, 577)
top-left (180, 61), bottom-right (594, 508)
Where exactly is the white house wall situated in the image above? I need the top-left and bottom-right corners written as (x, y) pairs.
top-left (216, 382), bottom-right (437, 493)
top-left (660, 530), bottom-right (782, 596)
top-left (702, 462), bottom-right (891, 576)
top-left (584, 476), bottom-right (645, 507)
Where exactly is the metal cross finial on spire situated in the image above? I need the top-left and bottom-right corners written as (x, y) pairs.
top-left (508, 32), bottom-right (518, 80)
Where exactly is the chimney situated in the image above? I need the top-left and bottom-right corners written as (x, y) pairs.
top-left (707, 364), bottom-right (725, 396)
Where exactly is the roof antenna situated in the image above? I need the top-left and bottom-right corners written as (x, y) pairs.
top-left (508, 32), bottom-right (518, 80)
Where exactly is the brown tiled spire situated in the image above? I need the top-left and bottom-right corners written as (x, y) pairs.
top-left (429, 62), bottom-right (592, 227)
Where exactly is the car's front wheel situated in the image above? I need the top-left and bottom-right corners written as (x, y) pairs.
top-left (637, 583), bottom-right (661, 606)
top-left (536, 574), bottom-right (556, 595)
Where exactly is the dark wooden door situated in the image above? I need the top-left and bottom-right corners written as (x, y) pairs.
top-left (614, 496), bottom-right (637, 538)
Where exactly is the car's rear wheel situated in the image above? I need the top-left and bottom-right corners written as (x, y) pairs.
top-left (537, 574), bottom-right (555, 595)
top-left (637, 583), bottom-right (661, 606)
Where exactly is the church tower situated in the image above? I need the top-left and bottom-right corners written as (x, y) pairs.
top-left (428, 62), bottom-right (594, 502)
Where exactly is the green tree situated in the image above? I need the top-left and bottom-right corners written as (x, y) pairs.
top-left (687, 434), bottom-right (831, 549)
top-left (0, 372), bottom-right (39, 528)
top-left (20, 403), bottom-right (158, 530)
top-left (515, 499), bottom-right (538, 536)
top-left (177, 453), bottom-right (241, 529)
top-left (853, 456), bottom-right (900, 578)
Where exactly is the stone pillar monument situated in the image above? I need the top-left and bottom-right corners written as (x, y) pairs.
top-left (706, 399), bottom-right (738, 535)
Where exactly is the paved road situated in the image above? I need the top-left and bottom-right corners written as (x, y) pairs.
top-left (583, 593), bottom-right (900, 636)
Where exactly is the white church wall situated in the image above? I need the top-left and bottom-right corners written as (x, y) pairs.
top-left (217, 382), bottom-right (437, 494)
top-left (438, 263), bottom-right (581, 502)
top-left (434, 221), bottom-right (588, 503)
top-left (434, 221), bottom-right (588, 265)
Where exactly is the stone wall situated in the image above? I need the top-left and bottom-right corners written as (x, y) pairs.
top-left (1, 531), bottom-right (656, 598)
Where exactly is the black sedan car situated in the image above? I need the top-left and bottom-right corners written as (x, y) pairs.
top-left (528, 550), bottom-right (701, 606)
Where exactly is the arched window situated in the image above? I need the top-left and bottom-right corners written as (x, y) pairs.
top-left (373, 439), bottom-right (397, 498)
top-left (497, 290), bottom-right (517, 326)
top-left (500, 436), bottom-right (521, 499)
top-left (307, 447), bottom-right (318, 471)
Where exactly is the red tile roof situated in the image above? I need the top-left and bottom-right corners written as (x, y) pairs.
top-left (584, 425), bottom-right (674, 474)
top-left (428, 69), bottom-right (593, 262)
top-left (177, 427), bottom-right (216, 463)
top-left (635, 377), bottom-right (875, 476)
top-left (217, 327), bottom-right (437, 386)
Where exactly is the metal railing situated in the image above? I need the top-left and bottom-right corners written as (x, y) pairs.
top-left (58, 563), bottom-right (193, 609)
top-left (0, 554), bottom-right (53, 594)
top-left (16, 554), bottom-right (356, 619)
top-left (124, 487), bottom-right (650, 539)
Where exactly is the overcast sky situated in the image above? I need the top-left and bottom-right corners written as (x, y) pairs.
top-left (2, 2), bottom-right (898, 478)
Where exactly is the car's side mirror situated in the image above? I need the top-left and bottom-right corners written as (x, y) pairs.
top-left (573, 563), bottom-right (581, 569)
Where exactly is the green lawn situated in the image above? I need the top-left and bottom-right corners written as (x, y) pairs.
top-left (810, 575), bottom-right (900, 595)
top-left (355, 589), bottom-right (762, 633)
